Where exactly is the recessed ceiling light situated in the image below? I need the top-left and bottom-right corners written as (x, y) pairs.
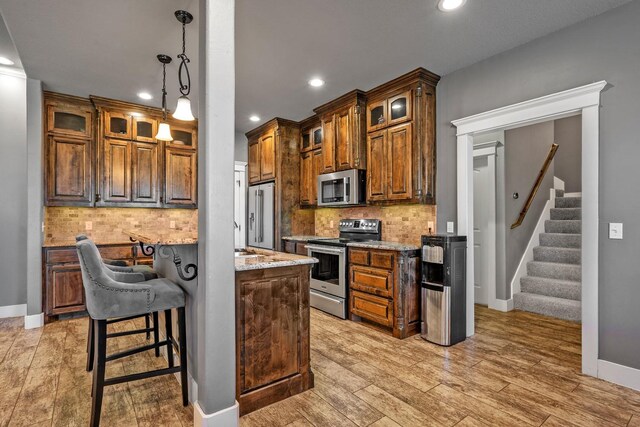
top-left (438, 0), bottom-right (466, 12)
top-left (0, 56), bottom-right (15, 66)
top-left (308, 78), bottom-right (325, 88)
top-left (137, 91), bottom-right (153, 100)
top-left (249, 115), bottom-right (260, 122)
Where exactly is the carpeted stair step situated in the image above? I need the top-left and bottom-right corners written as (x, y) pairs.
top-left (539, 233), bottom-right (581, 248)
top-left (527, 261), bottom-right (581, 281)
top-left (545, 220), bottom-right (581, 234)
top-left (555, 196), bottom-right (581, 208)
top-left (514, 293), bottom-right (581, 322)
top-left (520, 276), bottom-right (581, 300)
top-left (533, 246), bottom-right (581, 264)
top-left (550, 208), bottom-right (581, 220)
top-left (555, 189), bottom-right (565, 197)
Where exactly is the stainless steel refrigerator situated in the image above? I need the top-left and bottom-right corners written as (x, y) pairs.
top-left (247, 182), bottom-right (275, 249)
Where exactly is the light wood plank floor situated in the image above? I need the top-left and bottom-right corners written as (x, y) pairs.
top-left (2, 306), bottom-right (640, 426)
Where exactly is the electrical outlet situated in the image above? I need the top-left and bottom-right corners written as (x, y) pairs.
top-left (427, 221), bottom-right (434, 233)
top-left (169, 221), bottom-right (176, 229)
top-left (609, 223), bottom-right (623, 240)
top-left (447, 221), bottom-right (455, 233)
top-left (85, 221), bottom-right (92, 231)
top-left (330, 220), bottom-right (334, 228)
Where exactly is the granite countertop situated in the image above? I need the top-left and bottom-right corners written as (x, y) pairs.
top-left (347, 240), bottom-right (421, 251)
top-left (43, 239), bottom-right (134, 248)
top-left (235, 248), bottom-right (317, 272)
top-left (281, 235), bottom-right (332, 242)
top-left (125, 230), bottom-right (198, 246)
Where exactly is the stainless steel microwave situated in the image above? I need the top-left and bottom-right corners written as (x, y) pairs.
top-left (317, 169), bottom-right (366, 207)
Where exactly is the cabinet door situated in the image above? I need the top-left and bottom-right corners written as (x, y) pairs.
top-left (47, 105), bottom-right (93, 139)
top-left (259, 130), bottom-right (276, 181)
top-left (321, 116), bottom-right (335, 173)
top-left (132, 116), bottom-right (158, 142)
top-left (312, 149), bottom-right (323, 205)
top-left (167, 124), bottom-right (198, 150)
top-left (46, 264), bottom-right (85, 315)
top-left (366, 99), bottom-right (387, 132)
top-left (300, 129), bottom-right (312, 152)
top-left (335, 108), bottom-right (352, 170)
top-left (386, 123), bottom-right (413, 200)
top-left (131, 142), bottom-right (160, 205)
top-left (164, 147), bottom-right (197, 207)
top-left (367, 130), bottom-right (387, 201)
top-left (300, 151), bottom-right (313, 206)
top-left (248, 140), bottom-right (260, 184)
top-left (104, 111), bottom-right (132, 139)
top-left (103, 138), bottom-right (131, 203)
top-left (387, 90), bottom-right (412, 127)
top-left (312, 126), bottom-right (322, 149)
top-left (46, 135), bottom-right (93, 206)
top-left (350, 290), bottom-right (393, 327)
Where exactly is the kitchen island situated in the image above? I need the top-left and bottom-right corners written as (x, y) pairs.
top-left (235, 248), bottom-right (317, 415)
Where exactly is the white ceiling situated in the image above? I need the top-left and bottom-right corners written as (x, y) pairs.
top-left (0, 0), bottom-right (632, 133)
top-left (0, 12), bottom-right (22, 70)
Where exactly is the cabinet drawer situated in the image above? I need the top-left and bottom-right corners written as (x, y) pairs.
top-left (350, 290), bottom-right (393, 327)
top-left (295, 242), bottom-right (308, 256)
top-left (350, 266), bottom-right (393, 298)
top-left (46, 245), bottom-right (133, 264)
top-left (46, 264), bottom-right (85, 315)
top-left (283, 240), bottom-right (297, 254)
top-left (349, 249), bottom-right (370, 266)
top-left (370, 251), bottom-right (394, 270)
top-left (99, 246), bottom-right (135, 260)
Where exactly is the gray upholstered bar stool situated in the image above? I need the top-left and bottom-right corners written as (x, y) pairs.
top-left (75, 235), bottom-right (162, 370)
top-left (76, 238), bottom-right (189, 427)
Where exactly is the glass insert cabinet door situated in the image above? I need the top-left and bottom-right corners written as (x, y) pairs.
top-left (301, 130), bottom-right (312, 152)
top-left (387, 90), bottom-right (412, 127)
top-left (367, 99), bottom-right (387, 132)
top-left (312, 127), bottom-right (322, 149)
top-left (47, 106), bottom-right (93, 139)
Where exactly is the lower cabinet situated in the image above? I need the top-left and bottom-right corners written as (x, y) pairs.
top-left (43, 244), bottom-right (152, 319)
top-left (348, 247), bottom-right (420, 338)
top-left (283, 240), bottom-right (309, 256)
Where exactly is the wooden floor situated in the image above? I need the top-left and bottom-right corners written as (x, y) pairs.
top-left (1, 307), bottom-right (639, 426)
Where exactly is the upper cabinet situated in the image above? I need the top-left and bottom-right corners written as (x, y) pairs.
top-left (44, 93), bottom-right (95, 206)
top-left (133, 116), bottom-right (158, 143)
top-left (314, 90), bottom-right (367, 173)
top-left (365, 68), bottom-right (439, 204)
top-left (246, 122), bottom-right (287, 185)
top-left (299, 116), bottom-right (322, 207)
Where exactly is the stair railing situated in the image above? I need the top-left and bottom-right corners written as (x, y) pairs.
top-left (511, 143), bottom-right (559, 229)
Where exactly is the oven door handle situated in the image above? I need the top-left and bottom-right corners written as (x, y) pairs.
top-left (305, 245), bottom-right (346, 255)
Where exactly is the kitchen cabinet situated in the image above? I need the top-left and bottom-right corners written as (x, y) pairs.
top-left (133, 116), bottom-right (158, 143)
top-left (247, 128), bottom-right (276, 184)
top-left (348, 246), bottom-right (420, 338)
top-left (102, 137), bottom-right (131, 203)
top-left (314, 89), bottom-right (366, 173)
top-left (164, 147), bottom-right (197, 207)
top-left (44, 93), bottom-right (95, 206)
top-left (43, 243), bottom-right (151, 320)
top-left (132, 142), bottom-right (160, 204)
top-left (283, 239), bottom-right (309, 256)
top-left (299, 116), bottom-right (322, 207)
top-left (300, 151), bottom-right (313, 206)
top-left (104, 111), bottom-right (132, 139)
top-left (364, 68), bottom-right (439, 204)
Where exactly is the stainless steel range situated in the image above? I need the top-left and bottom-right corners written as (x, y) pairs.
top-left (306, 219), bottom-right (381, 319)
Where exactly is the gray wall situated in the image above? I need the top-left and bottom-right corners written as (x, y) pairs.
top-left (0, 71), bottom-right (27, 307)
top-left (435, 0), bottom-right (640, 369)
top-left (235, 130), bottom-right (247, 162)
top-left (504, 122), bottom-right (554, 292)
top-left (554, 115), bottom-right (582, 193)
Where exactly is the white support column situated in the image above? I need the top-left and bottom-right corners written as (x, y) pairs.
top-left (457, 133), bottom-right (475, 336)
top-left (581, 104), bottom-right (599, 377)
top-left (195, 0), bottom-right (239, 425)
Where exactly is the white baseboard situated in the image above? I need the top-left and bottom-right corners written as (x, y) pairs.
top-left (0, 304), bottom-right (26, 318)
top-left (194, 400), bottom-right (239, 427)
top-left (489, 299), bottom-right (514, 312)
top-left (598, 359), bottom-right (640, 391)
top-left (24, 312), bottom-right (44, 329)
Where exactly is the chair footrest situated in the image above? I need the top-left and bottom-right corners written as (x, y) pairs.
top-left (107, 327), bottom-right (154, 338)
top-left (106, 340), bottom-right (170, 362)
top-left (104, 366), bottom-right (182, 386)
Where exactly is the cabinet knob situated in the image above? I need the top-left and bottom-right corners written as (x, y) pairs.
top-left (95, 193), bottom-right (101, 202)
top-left (377, 116), bottom-right (385, 124)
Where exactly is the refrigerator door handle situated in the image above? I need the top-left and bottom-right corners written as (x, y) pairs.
top-left (257, 189), bottom-right (263, 243)
top-left (252, 189), bottom-right (258, 242)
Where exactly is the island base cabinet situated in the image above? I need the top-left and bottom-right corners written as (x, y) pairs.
top-left (235, 265), bottom-right (314, 415)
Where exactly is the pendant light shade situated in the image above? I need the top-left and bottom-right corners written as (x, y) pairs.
top-left (172, 95), bottom-right (195, 121)
top-left (155, 122), bottom-right (173, 141)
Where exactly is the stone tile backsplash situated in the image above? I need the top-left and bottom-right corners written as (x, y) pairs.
top-left (44, 207), bottom-right (198, 247)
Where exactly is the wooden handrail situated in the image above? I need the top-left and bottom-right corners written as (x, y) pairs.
top-left (511, 143), bottom-right (559, 229)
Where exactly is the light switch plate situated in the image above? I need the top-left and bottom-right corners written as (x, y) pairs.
top-left (169, 221), bottom-right (176, 229)
top-left (609, 223), bottom-right (623, 239)
top-left (447, 222), bottom-right (455, 233)
top-left (85, 221), bottom-right (92, 230)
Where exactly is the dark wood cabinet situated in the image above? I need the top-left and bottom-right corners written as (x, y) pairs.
top-left (132, 142), bottom-right (160, 204)
top-left (300, 151), bottom-right (313, 206)
top-left (47, 104), bottom-right (93, 139)
top-left (248, 140), bottom-right (260, 183)
top-left (247, 128), bottom-right (276, 184)
top-left (283, 239), bottom-right (309, 255)
top-left (367, 123), bottom-right (413, 202)
top-left (132, 116), bottom-right (158, 143)
top-left (104, 111), bottom-right (132, 139)
top-left (299, 116), bottom-right (322, 207)
top-left (348, 247), bottom-right (420, 338)
top-left (367, 130), bottom-right (387, 202)
top-left (320, 115), bottom-right (335, 173)
top-left (102, 137), bottom-right (131, 203)
top-left (164, 147), bottom-right (197, 207)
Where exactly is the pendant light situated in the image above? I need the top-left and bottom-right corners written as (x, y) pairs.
top-left (155, 54), bottom-right (174, 141)
top-left (172, 10), bottom-right (195, 121)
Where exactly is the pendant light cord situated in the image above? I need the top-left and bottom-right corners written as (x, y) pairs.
top-left (162, 62), bottom-right (168, 121)
top-left (178, 21), bottom-right (191, 97)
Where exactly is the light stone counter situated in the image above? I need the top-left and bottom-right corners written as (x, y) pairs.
top-left (235, 248), bottom-right (317, 271)
top-left (347, 240), bottom-right (421, 251)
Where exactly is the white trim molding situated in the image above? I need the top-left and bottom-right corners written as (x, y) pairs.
top-left (24, 312), bottom-right (44, 329)
top-left (452, 81), bottom-right (606, 377)
top-left (0, 304), bottom-right (26, 318)
top-left (194, 400), bottom-right (239, 427)
top-left (491, 299), bottom-right (514, 312)
top-left (598, 360), bottom-right (640, 392)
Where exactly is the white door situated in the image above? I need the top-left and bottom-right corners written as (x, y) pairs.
top-left (473, 156), bottom-right (490, 305)
top-left (234, 163), bottom-right (247, 249)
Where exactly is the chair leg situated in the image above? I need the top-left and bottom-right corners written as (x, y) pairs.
top-left (90, 319), bottom-right (107, 427)
top-left (153, 311), bottom-right (160, 357)
top-left (165, 309), bottom-right (174, 368)
top-left (178, 306), bottom-right (188, 406)
top-left (145, 313), bottom-right (151, 339)
top-left (86, 317), bottom-right (94, 372)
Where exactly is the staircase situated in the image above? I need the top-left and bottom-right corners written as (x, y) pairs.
top-left (514, 189), bottom-right (582, 322)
